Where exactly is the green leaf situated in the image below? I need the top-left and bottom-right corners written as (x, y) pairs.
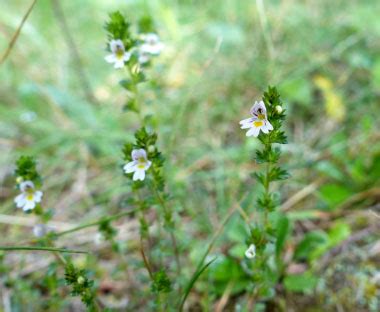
top-left (119, 79), bottom-right (134, 91)
top-left (268, 166), bottom-right (290, 182)
top-left (179, 258), bottom-right (217, 311)
top-left (294, 230), bottom-right (328, 261)
top-left (275, 214), bottom-right (290, 258)
top-left (15, 156), bottom-right (42, 186)
top-left (284, 272), bottom-right (318, 294)
top-left (0, 246), bottom-right (88, 254)
top-left (319, 183), bottom-right (352, 208)
top-left (123, 98), bottom-right (139, 113)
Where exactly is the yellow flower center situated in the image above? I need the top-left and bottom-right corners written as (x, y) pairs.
top-left (257, 113), bottom-right (265, 120)
top-left (253, 121), bottom-right (264, 127)
top-left (116, 48), bottom-right (124, 60)
top-left (26, 193), bottom-right (34, 201)
top-left (137, 157), bottom-right (146, 169)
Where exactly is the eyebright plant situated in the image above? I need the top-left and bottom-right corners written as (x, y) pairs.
top-left (105, 11), bottom-right (180, 309)
top-left (241, 86), bottom-right (291, 302)
top-left (12, 156), bottom-right (99, 309)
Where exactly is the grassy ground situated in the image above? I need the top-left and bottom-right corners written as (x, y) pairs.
top-left (0, 0), bottom-right (379, 311)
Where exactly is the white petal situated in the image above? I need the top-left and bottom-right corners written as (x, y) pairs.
top-left (141, 43), bottom-right (163, 55)
top-left (246, 127), bottom-right (260, 137)
top-left (124, 161), bottom-right (137, 173)
top-left (239, 117), bottom-right (253, 125)
top-left (123, 52), bottom-right (131, 61)
top-left (138, 53), bottom-right (150, 64)
top-left (20, 181), bottom-right (34, 192)
top-left (261, 125), bottom-right (269, 134)
top-left (250, 100), bottom-right (267, 116)
top-left (240, 121), bottom-right (253, 129)
top-left (34, 191), bottom-right (43, 203)
top-left (14, 194), bottom-right (26, 208)
top-left (145, 160), bottom-right (152, 170)
top-left (110, 39), bottom-right (124, 53)
top-left (266, 120), bottom-right (273, 131)
top-left (132, 149), bottom-right (147, 161)
top-left (23, 200), bottom-right (36, 211)
top-left (105, 54), bottom-right (116, 63)
top-left (114, 60), bottom-right (125, 69)
top-left (133, 169), bottom-right (146, 181)
top-left (245, 244), bottom-right (256, 259)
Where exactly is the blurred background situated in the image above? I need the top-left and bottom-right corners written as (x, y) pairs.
top-left (0, 0), bottom-right (379, 311)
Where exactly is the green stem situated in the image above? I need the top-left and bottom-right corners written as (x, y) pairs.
top-left (0, 246), bottom-right (87, 254)
top-left (55, 209), bottom-right (137, 237)
top-left (263, 144), bottom-right (271, 225)
top-left (152, 183), bottom-right (181, 276)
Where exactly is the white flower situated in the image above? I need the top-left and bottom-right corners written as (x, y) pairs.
top-left (245, 244), bottom-right (256, 259)
top-left (33, 224), bottom-right (49, 237)
top-left (105, 39), bottom-right (131, 69)
top-left (14, 181), bottom-right (43, 212)
top-left (123, 149), bottom-right (152, 181)
top-left (138, 33), bottom-right (164, 63)
top-left (240, 100), bottom-right (273, 137)
top-left (138, 50), bottom-right (151, 64)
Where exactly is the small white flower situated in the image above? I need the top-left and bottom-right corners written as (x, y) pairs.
top-left (33, 224), bottom-right (49, 237)
top-left (14, 181), bottom-right (43, 212)
top-left (123, 149), bottom-right (152, 181)
top-left (138, 50), bottom-right (151, 64)
top-left (105, 39), bottom-right (131, 69)
top-left (139, 33), bottom-right (164, 62)
top-left (240, 100), bottom-right (273, 137)
top-left (245, 244), bottom-right (256, 259)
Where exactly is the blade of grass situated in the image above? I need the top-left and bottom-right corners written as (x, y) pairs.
top-left (179, 257), bottom-right (217, 311)
top-left (0, 246), bottom-right (88, 254)
top-left (178, 198), bottom-right (243, 311)
top-left (55, 209), bottom-right (137, 237)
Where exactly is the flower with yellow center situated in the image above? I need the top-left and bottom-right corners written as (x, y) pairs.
top-left (123, 149), bottom-right (152, 181)
top-left (105, 39), bottom-right (131, 69)
top-left (14, 181), bottom-right (43, 212)
top-left (239, 100), bottom-right (273, 137)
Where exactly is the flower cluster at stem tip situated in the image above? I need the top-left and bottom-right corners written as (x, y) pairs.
top-left (104, 11), bottom-right (164, 69)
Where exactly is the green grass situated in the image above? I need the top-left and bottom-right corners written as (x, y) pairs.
top-left (1, 0), bottom-right (379, 311)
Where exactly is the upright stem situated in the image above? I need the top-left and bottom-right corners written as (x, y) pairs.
top-left (152, 184), bottom-right (181, 276)
top-left (263, 144), bottom-right (271, 225)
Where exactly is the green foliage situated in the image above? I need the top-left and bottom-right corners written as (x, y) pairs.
top-left (151, 270), bottom-right (172, 293)
top-left (2, 0), bottom-right (380, 311)
top-left (64, 263), bottom-right (96, 308)
top-left (104, 11), bottom-right (135, 49)
top-left (14, 156), bottom-right (41, 186)
top-left (138, 16), bottom-right (155, 34)
top-left (275, 214), bottom-right (290, 258)
top-left (284, 272), bottom-right (318, 294)
top-left (98, 219), bottom-right (117, 241)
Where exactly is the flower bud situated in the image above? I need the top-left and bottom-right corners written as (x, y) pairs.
top-left (131, 64), bottom-right (140, 75)
top-left (16, 176), bottom-right (24, 184)
top-left (148, 145), bottom-right (155, 153)
top-left (275, 105), bottom-right (283, 114)
top-left (77, 276), bottom-right (85, 285)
